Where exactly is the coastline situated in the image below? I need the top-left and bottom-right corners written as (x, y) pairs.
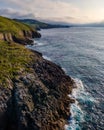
top-left (1, 15), bottom-right (103, 130)
top-left (0, 38), bottom-right (75, 130)
top-left (0, 16), bottom-right (75, 129)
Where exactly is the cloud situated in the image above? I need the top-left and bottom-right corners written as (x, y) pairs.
top-left (0, 8), bottom-right (35, 19)
top-left (0, 0), bottom-right (81, 22)
top-left (1, 0), bottom-right (103, 23)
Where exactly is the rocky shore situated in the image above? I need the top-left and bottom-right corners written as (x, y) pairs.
top-left (0, 15), bottom-right (74, 130)
top-left (0, 48), bottom-right (74, 130)
top-left (0, 30), bottom-right (41, 45)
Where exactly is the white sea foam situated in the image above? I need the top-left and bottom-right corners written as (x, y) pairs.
top-left (33, 40), bottom-right (45, 46)
top-left (66, 78), bottom-right (96, 130)
top-left (43, 55), bottom-right (52, 61)
top-left (72, 78), bottom-right (96, 103)
top-left (62, 67), bottom-right (67, 73)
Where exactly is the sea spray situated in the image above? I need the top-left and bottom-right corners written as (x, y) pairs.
top-left (26, 40), bottom-right (46, 49)
top-left (27, 40), bottom-right (96, 129)
top-left (62, 67), bottom-right (67, 73)
top-left (43, 55), bottom-right (52, 61)
top-left (30, 28), bottom-right (104, 129)
top-left (66, 78), bottom-right (96, 130)
top-left (33, 40), bottom-right (45, 46)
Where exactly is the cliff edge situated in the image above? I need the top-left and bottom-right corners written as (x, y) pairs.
top-left (0, 16), bottom-right (41, 44)
top-left (0, 16), bottom-right (74, 130)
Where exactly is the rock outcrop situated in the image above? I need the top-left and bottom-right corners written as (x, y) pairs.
top-left (0, 30), bottom-right (41, 45)
top-left (0, 15), bottom-right (74, 130)
top-left (0, 51), bottom-right (74, 130)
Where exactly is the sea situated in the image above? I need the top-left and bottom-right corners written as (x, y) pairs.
top-left (27, 27), bottom-right (104, 130)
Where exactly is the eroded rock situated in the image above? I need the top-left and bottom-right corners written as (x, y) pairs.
top-left (0, 51), bottom-right (74, 130)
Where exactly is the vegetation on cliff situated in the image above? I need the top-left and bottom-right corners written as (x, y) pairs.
top-left (0, 41), bottom-right (34, 86)
top-left (0, 16), bottom-right (40, 86)
top-left (0, 16), bottom-right (73, 130)
top-left (0, 16), bottom-right (41, 43)
top-left (0, 16), bottom-right (33, 34)
top-left (14, 19), bottom-right (70, 30)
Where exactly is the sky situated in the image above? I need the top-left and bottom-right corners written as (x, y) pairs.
top-left (0, 0), bottom-right (104, 24)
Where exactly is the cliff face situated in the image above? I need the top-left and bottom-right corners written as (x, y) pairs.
top-left (0, 30), bottom-right (41, 45)
top-left (0, 15), bottom-right (74, 130)
top-left (0, 51), bottom-right (74, 130)
top-left (0, 16), bottom-right (41, 44)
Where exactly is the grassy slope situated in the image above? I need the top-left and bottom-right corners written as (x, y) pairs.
top-left (14, 19), bottom-right (70, 30)
top-left (0, 16), bottom-right (36, 86)
top-left (14, 19), bottom-right (51, 29)
top-left (0, 41), bottom-right (33, 86)
top-left (0, 16), bottom-right (35, 36)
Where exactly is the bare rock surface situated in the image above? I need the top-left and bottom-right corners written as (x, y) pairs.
top-left (0, 51), bottom-right (74, 130)
top-left (0, 30), bottom-right (41, 45)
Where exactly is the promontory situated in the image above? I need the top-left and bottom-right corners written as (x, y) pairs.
top-left (0, 16), bottom-right (74, 130)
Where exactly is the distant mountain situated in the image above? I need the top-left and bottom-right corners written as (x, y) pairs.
top-left (14, 18), bottom-right (104, 29)
top-left (14, 19), bottom-right (70, 30)
top-left (72, 21), bottom-right (104, 27)
top-left (86, 22), bottom-right (104, 27)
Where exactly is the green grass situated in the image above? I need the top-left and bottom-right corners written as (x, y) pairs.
top-left (14, 19), bottom-right (52, 29)
top-left (0, 16), bottom-right (34, 36)
top-left (0, 41), bottom-right (33, 86)
top-left (0, 16), bottom-right (39, 87)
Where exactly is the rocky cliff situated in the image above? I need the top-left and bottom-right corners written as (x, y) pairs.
top-left (0, 51), bottom-right (74, 130)
top-left (0, 16), bottom-right (41, 44)
top-left (0, 16), bottom-right (74, 130)
top-left (0, 30), bottom-right (41, 45)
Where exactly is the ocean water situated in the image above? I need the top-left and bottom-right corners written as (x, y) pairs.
top-left (27, 27), bottom-right (104, 130)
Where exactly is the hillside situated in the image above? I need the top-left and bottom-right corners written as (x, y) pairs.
top-left (0, 16), bottom-right (32, 33)
top-left (0, 16), bottom-right (41, 86)
top-left (0, 16), bottom-right (41, 44)
top-left (14, 19), bottom-right (70, 30)
top-left (0, 16), bottom-right (73, 130)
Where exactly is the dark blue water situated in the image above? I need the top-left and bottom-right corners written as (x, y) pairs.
top-left (27, 27), bottom-right (104, 130)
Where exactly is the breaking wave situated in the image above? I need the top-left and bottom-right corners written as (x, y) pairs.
top-left (66, 78), bottom-right (96, 130)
